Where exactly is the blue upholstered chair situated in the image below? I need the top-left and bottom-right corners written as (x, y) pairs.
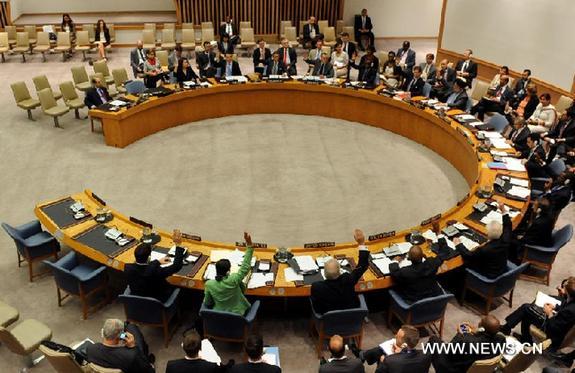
top-left (422, 82), bottom-right (432, 98)
top-left (487, 113), bottom-right (509, 133)
top-left (387, 288), bottom-right (453, 338)
top-left (529, 159), bottom-right (567, 198)
top-left (199, 300), bottom-right (260, 345)
top-left (2, 220), bottom-right (60, 282)
top-left (43, 252), bottom-right (108, 319)
top-left (310, 295), bottom-right (368, 357)
top-left (118, 286), bottom-right (180, 347)
top-left (124, 80), bottom-right (146, 95)
top-left (520, 224), bottom-right (573, 286)
top-left (462, 261), bottom-right (529, 315)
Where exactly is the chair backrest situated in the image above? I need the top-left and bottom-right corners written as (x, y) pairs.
top-left (1, 222), bottom-right (28, 256)
top-left (125, 80), bottom-right (146, 95)
top-left (93, 59), bottom-right (111, 77)
top-left (16, 32), bottom-right (29, 47)
top-left (201, 28), bottom-right (214, 43)
top-left (318, 20), bottom-right (329, 33)
top-left (91, 73), bottom-right (109, 88)
top-left (423, 82), bottom-right (432, 98)
top-left (87, 363), bottom-right (122, 373)
top-left (182, 23), bottom-right (194, 30)
top-left (321, 45), bottom-right (331, 56)
top-left (162, 29), bottom-right (175, 43)
top-left (555, 95), bottom-right (574, 113)
top-left (108, 24), bottom-right (116, 39)
top-left (201, 21), bottom-right (213, 30)
top-left (182, 29), bottom-right (195, 43)
top-left (10, 82), bottom-right (33, 104)
top-left (0, 32), bottom-right (8, 48)
top-left (324, 27), bottom-right (336, 42)
top-left (59, 81), bottom-right (79, 101)
top-left (467, 354), bottom-right (502, 373)
top-left (163, 23), bottom-right (176, 30)
top-left (299, 20), bottom-right (306, 36)
top-left (24, 25), bottom-right (37, 40)
top-left (156, 50), bottom-right (169, 67)
top-left (38, 88), bottom-right (57, 111)
top-left (39, 344), bottom-right (85, 373)
top-left (5, 25), bottom-right (16, 40)
top-left (0, 326), bottom-right (29, 355)
top-left (465, 95), bottom-right (474, 112)
top-left (312, 295), bottom-right (368, 336)
top-left (342, 26), bottom-right (355, 41)
top-left (71, 66), bottom-right (90, 85)
top-left (240, 28), bottom-right (254, 42)
top-left (336, 20), bottom-right (344, 35)
top-left (487, 113), bottom-right (509, 133)
top-left (239, 21), bottom-right (251, 31)
top-left (406, 292), bottom-right (454, 325)
top-left (471, 80), bottom-right (490, 102)
top-left (76, 30), bottom-right (90, 46)
top-left (111, 68), bottom-right (129, 87)
top-left (199, 303), bottom-right (251, 340)
top-left (501, 339), bottom-right (550, 372)
top-left (284, 27), bottom-right (297, 42)
top-left (118, 287), bottom-right (165, 324)
top-left (32, 75), bottom-right (51, 92)
top-left (144, 23), bottom-right (156, 32)
top-left (57, 32), bottom-right (70, 47)
top-left (36, 32), bottom-right (50, 47)
top-left (548, 158), bottom-right (567, 177)
top-left (43, 259), bottom-right (82, 295)
top-left (280, 20), bottom-right (292, 35)
top-left (83, 24), bottom-right (95, 39)
top-left (490, 262), bottom-right (529, 298)
top-left (552, 224), bottom-right (574, 250)
top-left (142, 29), bottom-right (155, 45)
top-left (560, 324), bottom-right (575, 349)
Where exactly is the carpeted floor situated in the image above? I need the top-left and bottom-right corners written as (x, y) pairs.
top-left (0, 40), bottom-right (573, 372)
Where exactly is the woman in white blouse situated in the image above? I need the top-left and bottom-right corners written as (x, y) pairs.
top-left (527, 93), bottom-right (557, 133)
top-left (330, 42), bottom-right (349, 78)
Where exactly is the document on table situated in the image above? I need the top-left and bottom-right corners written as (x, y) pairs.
top-left (109, 100), bottom-right (128, 106)
top-left (479, 131), bottom-right (503, 139)
top-left (490, 138), bottom-right (513, 149)
top-left (294, 255), bottom-right (319, 272)
top-left (247, 272), bottom-right (274, 289)
top-left (458, 236), bottom-right (480, 251)
top-left (436, 235), bottom-right (456, 250)
top-left (508, 185), bottom-right (530, 199)
top-left (503, 336), bottom-right (523, 362)
top-left (454, 223), bottom-right (470, 231)
top-left (509, 178), bottom-right (529, 187)
top-left (199, 339), bottom-right (221, 364)
top-left (372, 257), bottom-right (393, 275)
top-left (379, 338), bottom-right (397, 355)
top-left (227, 75), bottom-right (247, 83)
top-left (150, 251), bottom-right (172, 267)
top-left (457, 114), bottom-right (477, 121)
top-left (502, 157), bottom-right (527, 172)
top-left (284, 267), bottom-right (303, 282)
top-left (534, 291), bottom-right (562, 308)
top-left (316, 256), bottom-right (333, 268)
top-left (422, 229), bottom-right (438, 241)
top-left (203, 263), bottom-right (217, 280)
top-left (491, 150), bottom-right (509, 156)
top-left (480, 210), bottom-right (503, 225)
top-left (258, 261), bottom-right (270, 271)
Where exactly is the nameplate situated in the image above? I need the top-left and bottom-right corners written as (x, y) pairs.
top-left (420, 214), bottom-right (442, 226)
top-left (304, 241), bottom-right (335, 248)
top-left (303, 81), bottom-right (323, 85)
top-left (456, 127), bottom-right (469, 138)
top-left (368, 231), bottom-right (396, 242)
top-left (182, 233), bottom-right (202, 242)
top-left (129, 216), bottom-right (153, 229)
top-left (457, 193), bottom-right (470, 206)
top-left (236, 241), bottom-right (267, 248)
top-left (266, 79), bottom-right (285, 84)
top-left (91, 192), bottom-right (106, 206)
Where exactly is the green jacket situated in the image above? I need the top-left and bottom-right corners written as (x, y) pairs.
top-left (203, 246), bottom-right (254, 315)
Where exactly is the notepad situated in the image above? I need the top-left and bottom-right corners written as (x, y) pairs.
top-left (509, 178), bottom-right (529, 187)
top-left (203, 263), bottom-right (217, 280)
top-left (534, 291), bottom-right (562, 308)
top-left (508, 185), bottom-right (530, 199)
top-left (294, 255), bottom-right (319, 272)
top-left (422, 229), bottom-right (438, 241)
top-left (458, 236), bottom-right (480, 251)
top-left (490, 138), bottom-right (513, 149)
top-left (258, 261), bottom-right (271, 271)
top-left (284, 267), bottom-right (303, 282)
top-left (372, 257), bottom-right (393, 275)
top-left (199, 339), bottom-right (221, 364)
top-left (247, 272), bottom-right (274, 289)
top-left (379, 338), bottom-right (397, 355)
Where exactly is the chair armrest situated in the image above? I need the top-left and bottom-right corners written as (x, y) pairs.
top-left (24, 234), bottom-right (57, 248)
top-left (530, 177), bottom-right (551, 183)
top-left (75, 266), bottom-right (106, 282)
top-left (244, 300), bottom-right (260, 323)
top-left (163, 288), bottom-right (181, 308)
top-left (523, 243), bottom-right (559, 253)
top-left (389, 290), bottom-right (411, 310)
top-left (57, 252), bottom-right (78, 270)
top-left (310, 299), bottom-right (323, 320)
top-left (465, 268), bottom-right (497, 283)
top-left (17, 220), bottom-right (42, 238)
top-left (358, 294), bottom-right (367, 311)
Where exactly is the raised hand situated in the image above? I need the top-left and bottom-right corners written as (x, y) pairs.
top-left (172, 229), bottom-right (183, 246)
top-left (353, 229), bottom-right (365, 246)
top-left (244, 231), bottom-right (253, 246)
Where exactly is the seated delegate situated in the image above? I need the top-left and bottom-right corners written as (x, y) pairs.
top-left (311, 53), bottom-right (335, 79)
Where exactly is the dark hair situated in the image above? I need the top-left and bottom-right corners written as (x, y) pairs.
top-left (426, 53), bottom-right (435, 60)
top-left (95, 19), bottom-right (108, 34)
top-left (334, 42), bottom-right (342, 49)
top-left (454, 79), bottom-right (467, 89)
top-left (61, 14), bottom-right (74, 29)
top-left (366, 45), bottom-right (376, 54)
top-left (272, 51), bottom-right (279, 57)
top-left (175, 45), bottom-right (182, 52)
top-left (539, 93), bottom-right (551, 101)
top-left (203, 41), bottom-right (210, 47)
top-left (245, 334), bottom-right (264, 360)
top-left (182, 330), bottom-right (202, 357)
top-left (388, 50), bottom-right (396, 57)
top-left (134, 243), bottom-right (152, 264)
top-left (480, 315), bottom-right (501, 336)
top-left (528, 133), bottom-right (540, 143)
top-left (177, 57), bottom-right (190, 76)
top-left (403, 40), bottom-right (410, 48)
top-left (566, 277), bottom-right (575, 297)
top-left (215, 259), bottom-right (231, 281)
top-left (412, 66), bottom-right (422, 73)
top-left (341, 32), bottom-right (349, 37)
top-left (400, 325), bottom-right (420, 349)
top-left (501, 66), bottom-right (509, 74)
top-left (257, 38), bottom-right (264, 43)
top-left (524, 69), bottom-right (532, 76)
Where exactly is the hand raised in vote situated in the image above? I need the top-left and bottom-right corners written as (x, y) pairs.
top-left (452, 237), bottom-right (461, 245)
top-left (497, 201), bottom-right (506, 213)
top-left (353, 229), bottom-right (365, 246)
top-left (244, 231), bottom-right (253, 247)
top-left (172, 229), bottom-right (183, 246)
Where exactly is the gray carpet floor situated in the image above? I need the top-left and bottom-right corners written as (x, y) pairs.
top-left (0, 40), bottom-right (573, 372)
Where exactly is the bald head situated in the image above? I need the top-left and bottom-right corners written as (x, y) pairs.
top-left (408, 245), bottom-right (423, 263)
top-left (329, 335), bottom-right (345, 358)
top-left (480, 315), bottom-right (500, 335)
top-left (486, 220), bottom-right (503, 240)
top-left (136, 40), bottom-right (143, 48)
top-left (324, 258), bottom-right (341, 280)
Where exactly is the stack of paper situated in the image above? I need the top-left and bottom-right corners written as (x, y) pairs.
top-left (203, 264), bottom-right (217, 280)
top-left (509, 178), bottom-right (529, 187)
top-left (258, 261), bottom-right (270, 271)
top-left (490, 138), bottom-right (513, 149)
top-left (422, 229), bottom-right (438, 241)
top-left (384, 242), bottom-right (412, 256)
top-left (480, 131), bottom-right (503, 139)
top-left (227, 75), bottom-right (247, 83)
top-left (534, 291), bottom-right (562, 308)
top-left (502, 157), bottom-right (527, 172)
top-left (371, 252), bottom-right (386, 260)
top-left (247, 272), bottom-right (274, 289)
top-left (454, 223), bottom-right (470, 231)
top-left (379, 338), bottom-right (397, 355)
top-left (458, 236), bottom-right (480, 251)
top-left (457, 114), bottom-right (477, 121)
top-left (315, 256), bottom-right (333, 268)
top-left (508, 185), bottom-right (530, 199)
top-left (480, 210), bottom-right (503, 225)
top-left (199, 339), bottom-right (221, 364)
top-left (503, 336), bottom-right (523, 362)
top-left (491, 150), bottom-right (509, 156)
top-left (150, 251), bottom-right (171, 267)
top-left (284, 267), bottom-right (303, 282)
top-left (294, 256), bottom-right (319, 272)
top-left (372, 257), bottom-right (393, 275)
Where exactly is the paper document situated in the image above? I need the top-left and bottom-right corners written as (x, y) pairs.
top-left (458, 236), bottom-right (480, 251)
top-left (502, 157), bottom-right (527, 172)
top-left (480, 131), bottom-right (503, 139)
top-left (294, 256), bottom-right (319, 272)
top-left (258, 261), bottom-right (271, 271)
top-left (262, 353), bottom-right (278, 366)
top-left (199, 339), bottom-right (221, 364)
top-left (262, 346), bottom-right (280, 366)
top-left (457, 114), bottom-right (477, 121)
top-left (370, 252), bottom-right (386, 260)
top-left (480, 210), bottom-right (503, 225)
top-left (490, 150), bottom-right (509, 156)
top-left (379, 338), bottom-right (397, 355)
top-left (503, 336), bottom-right (523, 362)
top-left (109, 100), bottom-right (128, 106)
top-left (372, 257), bottom-right (393, 275)
top-left (150, 251), bottom-right (172, 267)
top-left (315, 256), bottom-right (333, 268)
top-left (247, 272), bottom-right (274, 289)
top-left (284, 267), bottom-right (303, 282)
top-left (454, 223), bottom-right (470, 231)
top-left (490, 138), bottom-right (513, 149)
top-left (422, 229), bottom-right (438, 241)
top-left (509, 178), bottom-right (529, 187)
top-left (508, 186), bottom-right (530, 199)
top-left (534, 291), bottom-right (562, 308)
top-left (203, 263), bottom-right (217, 281)
top-left (227, 75), bottom-right (247, 82)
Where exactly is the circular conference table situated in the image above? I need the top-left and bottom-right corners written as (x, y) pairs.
top-left (35, 81), bottom-right (530, 297)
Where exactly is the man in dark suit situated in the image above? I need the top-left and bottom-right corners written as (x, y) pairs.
top-left (512, 69), bottom-right (532, 102)
top-left (129, 40), bottom-right (147, 78)
top-left (310, 229), bottom-right (369, 315)
top-left (523, 133), bottom-right (549, 179)
top-left (276, 37), bottom-right (297, 76)
top-left (312, 53), bottom-right (335, 78)
top-left (430, 59), bottom-right (456, 102)
top-left (455, 49), bottom-right (478, 87)
top-left (501, 277), bottom-right (575, 349)
top-left (230, 334), bottom-right (281, 373)
top-left (340, 32), bottom-right (357, 59)
top-left (540, 174), bottom-right (573, 212)
top-left (303, 16), bottom-right (320, 49)
top-left (453, 201), bottom-right (510, 279)
top-left (84, 77), bottom-right (112, 109)
top-left (264, 51), bottom-right (286, 77)
top-left (354, 8), bottom-right (374, 50)
top-left (220, 53), bottom-right (242, 78)
top-left (389, 245), bottom-right (446, 304)
top-left (319, 335), bottom-right (364, 373)
top-left (506, 117), bottom-right (531, 153)
top-left (401, 66), bottom-right (426, 97)
top-left (351, 325), bottom-right (431, 373)
top-left (217, 33), bottom-right (234, 55)
top-left (444, 79), bottom-right (469, 110)
top-left (430, 315), bottom-right (506, 373)
top-left (253, 39), bottom-right (271, 74)
top-left (396, 41), bottom-right (416, 76)
top-left (349, 46), bottom-right (379, 86)
top-left (197, 41), bottom-right (218, 78)
top-left (219, 15), bottom-right (239, 45)
top-left (420, 53), bottom-right (436, 82)
top-left (166, 330), bottom-right (220, 373)
top-left (124, 230), bottom-right (186, 302)
top-left (471, 75), bottom-right (514, 120)
top-left (544, 107), bottom-right (575, 156)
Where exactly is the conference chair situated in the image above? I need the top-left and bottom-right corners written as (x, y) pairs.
top-left (238, 28), bottom-right (256, 56)
top-left (118, 286), bottom-right (180, 347)
top-left (555, 95), bottom-right (574, 114)
top-left (59, 81), bottom-right (86, 119)
top-left (111, 68), bottom-right (129, 94)
top-left (43, 252), bottom-right (108, 319)
top-left (71, 65), bottom-right (92, 92)
top-left (486, 113), bottom-right (509, 133)
top-left (201, 21), bottom-right (213, 30)
top-left (200, 300), bottom-right (260, 346)
top-left (343, 26), bottom-right (356, 42)
top-left (0, 319), bottom-right (52, 367)
top-left (181, 29), bottom-right (196, 51)
top-left (201, 28), bottom-right (214, 44)
top-left (284, 27), bottom-right (298, 48)
top-left (520, 224), bottom-right (573, 285)
top-left (321, 45), bottom-right (332, 57)
top-left (530, 324), bottom-right (575, 350)
top-left (465, 95), bottom-right (474, 113)
top-left (461, 261), bottom-right (528, 315)
top-left (310, 295), bottom-right (368, 357)
top-left (466, 354), bottom-right (502, 373)
top-left (279, 20), bottom-right (292, 39)
top-left (5, 24), bottom-right (17, 45)
top-left (33, 75), bottom-right (63, 100)
top-left (318, 20), bottom-right (329, 33)
top-left (239, 21), bottom-right (251, 32)
top-left (12, 32), bottom-right (31, 62)
top-left (144, 22), bottom-right (156, 33)
top-left (39, 344), bottom-right (86, 373)
top-left (422, 82), bottom-right (432, 98)
top-left (32, 32), bottom-right (51, 62)
top-left (124, 80), bottom-right (146, 95)
top-left (0, 32), bottom-right (10, 62)
top-left (161, 29), bottom-right (176, 50)
top-left (548, 158), bottom-right (567, 178)
top-left (38, 88), bottom-right (70, 128)
top-left (24, 25), bottom-right (37, 46)
top-left (142, 29), bottom-right (156, 50)
top-left (470, 80), bottom-right (490, 104)
top-left (75, 30), bottom-right (92, 61)
top-left (108, 23), bottom-right (116, 44)
top-left (323, 27), bottom-right (337, 47)
top-left (82, 24), bottom-right (95, 43)
top-left (499, 338), bottom-right (551, 373)
top-left (182, 22), bottom-right (194, 30)
top-left (388, 288), bottom-right (453, 338)
top-left (93, 60), bottom-right (114, 85)
top-left (0, 300), bottom-right (19, 328)
top-left (530, 159), bottom-right (565, 197)
top-left (54, 32), bottom-right (72, 61)
top-left (156, 49), bottom-right (169, 69)
top-left (86, 363), bottom-right (122, 373)
top-left (10, 81), bottom-right (41, 121)
top-left (336, 20), bottom-right (344, 36)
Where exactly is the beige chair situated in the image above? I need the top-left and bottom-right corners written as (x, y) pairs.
top-left (32, 32), bottom-right (51, 62)
top-left (38, 88), bottom-right (70, 128)
top-left (93, 60), bottom-right (115, 84)
top-left (82, 24), bottom-right (95, 43)
top-left (530, 324), bottom-right (575, 350)
top-left (470, 80), bottom-right (490, 104)
top-left (33, 75), bottom-right (63, 100)
top-left (555, 94), bottom-right (574, 113)
top-left (299, 20), bottom-right (307, 39)
top-left (59, 81), bottom-right (86, 119)
top-left (201, 21), bottom-right (213, 30)
top-left (343, 26), bottom-right (355, 42)
top-left (0, 319), bottom-right (52, 367)
top-left (201, 28), bottom-right (214, 44)
top-left (466, 354), bottom-right (502, 373)
top-left (23, 25), bottom-right (37, 46)
top-left (279, 20), bottom-right (292, 38)
top-left (5, 25), bottom-right (17, 45)
top-left (87, 363), bottom-right (122, 373)
top-left (54, 32), bottom-right (72, 61)
top-left (111, 68), bottom-right (129, 94)
top-left (181, 29), bottom-right (196, 50)
top-left (239, 28), bottom-right (256, 55)
top-left (144, 23), bottom-right (157, 33)
top-left (336, 20), bottom-right (344, 35)
top-left (499, 338), bottom-right (551, 373)
top-left (0, 32), bottom-right (10, 62)
top-left (318, 20), bottom-right (329, 33)
top-left (323, 27), bottom-right (337, 47)
top-left (39, 344), bottom-right (85, 373)
top-left (0, 300), bottom-right (19, 328)
top-left (12, 32), bottom-right (31, 62)
top-left (182, 22), bottom-right (194, 30)
top-left (11, 81), bottom-right (41, 120)
top-left (240, 21), bottom-right (251, 32)
top-left (164, 23), bottom-right (176, 30)
top-left (142, 29), bottom-right (156, 50)
top-left (161, 29), bottom-right (176, 50)
top-left (108, 23), bottom-right (116, 44)
top-left (284, 27), bottom-right (298, 48)
top-left (71, 66), bottom-right (92, 92)
top-left (75, 30), bottom-right (92, 61)
top-left (156, 49), bottom-right (169, 69)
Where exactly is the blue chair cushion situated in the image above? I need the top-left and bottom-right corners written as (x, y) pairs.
top-left (25, 232), bottom-right (59, 257)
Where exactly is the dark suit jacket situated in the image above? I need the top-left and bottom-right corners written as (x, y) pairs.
top-left (176, 67), bottom-right (199, 83)
top-left (522, 208), bottom-right (557, 246)
top-left (312, 61), bottom-right (334, 78)
top-left (548, 118), bottom-right (575, 145)
top-left (217, 41), bottom-right (234, 54)
top-left (396, 49), bottom-right (416, 70)
top-left (84, 87), bottom-right (111, 108)
top-left (253, 47), bottom-right (272, 66)
top-left (402, 77), bottom-right (425, 97)
top-left (375, 350), bottom-right (432, 373)
top-left (513, 78), bottom-right (531, 97)
top-left (310, 250), bottom-right (369, 314)
top-left (341, 41), bottom-right (357, 58)
top-left (546, 298), bottom-right (575, 348)
top-left (124, 246), bottom-right (185, 301)
top-left (220, 60), bottom-right (242, 77)
top-left (389, 254), bottom-right (444, 304)
top-left (219, 22), bottom-right (238, 38)
top-left (94, 28), bottom-right (110, 44)
top-left (446, 90), bottom-right (469, 110)
top-left (166, 358), bottom-right (221, 373)
top-left (319, 357), bottom-right (365, 373)
top-left (543, 185), bottom-right (572, 212)
top-left (264, 60), bottom-right (287, 77)
top-left (303, 23), bottom-right (320, 41)
top-left (230, 362), bottom-right (281, 373)
top-left (492, 84), bottom-right (514, 107)
top-left (454, 59), bottom-right (478, 86)
top-left (275, 47), bottom-right (297, 74)
top-left (354, 15), bottom-right (373, 33)
top-left (197, 51), bottom-right (217, 77)
top-left (516, 95), bottom-right (540, 120)
top-left (456, 213), bottom-right (511, 279)
top-left (86, 343), bottom-right (154, 373)
top-left (508, 126), bottom-right (530, 153)
top-left (432, 332), bottom-right (506, 373)
top-left (130, 47), bottom-right (147, 77)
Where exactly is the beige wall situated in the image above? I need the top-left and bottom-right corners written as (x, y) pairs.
top-left (8, 0), bottom-right (22, 20)
top-left (15, 0), bottom-right (174, 13)
top-left (342, 0), bottom-right (442, 38)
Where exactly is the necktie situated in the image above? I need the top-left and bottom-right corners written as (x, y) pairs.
top-left (320, 63), bottom-right (324, 75)
top-left (227, 63), bottom-right (232, 76)
top-left (344, 42), bottom-right (347, 53)
top-left (462, 61), bottom-right (468, 72)
top-left (362, 16), bottom-right (366, 29)
top-left (408, 79), bottom-right (414, 91)
top-left (260, 49), bottom-right (264, 61)
top-left (273, 62), bottom-right (277, 75)
top-left (283, 49), bottom-right (288, 65)
top-left (424, 64), bottom-right (429, 76)
top-left (316, 49), bottom-right (320, 60)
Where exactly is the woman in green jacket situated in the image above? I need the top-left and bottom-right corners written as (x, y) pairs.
top-left (203, 232), bottom-right (254, 315)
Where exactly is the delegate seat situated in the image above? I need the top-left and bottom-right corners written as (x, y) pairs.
top-left (284, 27), bottom-right (298, 48)
top-left (161, 28), bottom-right (176, 50)
top-left (323, 27), bottom-right (337, 47)
top-left (33, 75), bottom-right (63, 101)
top-left (317, 20), bottom-right (329, 33)
top-left (12, 32), bottom-right (31, 62)
top-left (82, 24), bottom-right (95, 43)
top-left (467, 355), bottom-right (502, 373)
top-left (32, 32), bottom-right (51, 62)
top-left (38, 88), bottom-right (70, 128)
top-left (0, 319), bottom-right (52, 368)
top-left (0, 300), bottom-right (19, 328)
top-left (111, 68), bottom-right (129, 94)
top-left (59, 81), bottom-right (87, 119)
top-left (54, 32), bottom-right (72, 61)
top-left (39, 344), bottom-right (86, 373)
top-left (279, 20), bottom-right (292, 39)
top-left (200, 300), bottom-right (260, 346)
top-left (71, 65), bottom-right (92, 92)
top-left (10, 81), bottom-right (41, 120)
top-left (0, 32), bottom-right (10, 62)
top-left (75, 30), bottom-right (92, 61)
top-left (93, 60), bottom-right (114, 85)
top-left (181, 29), bottom-right (196, 51)
top-left (142, 29), bottom-right (156, 50)
top-left (238, 28), bottom-right (256, 55)
top-left (23, 25), bottom-right (37, 46)
top-left (5, 25), bottom-right (17, 45)
top-left (156, 49), bottom-right (169, 69)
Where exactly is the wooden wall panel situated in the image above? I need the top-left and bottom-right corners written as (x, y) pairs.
top-left (175, 0), bottom-right (343, 35)
top-left (0, 1), bottom-right (10, 28)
